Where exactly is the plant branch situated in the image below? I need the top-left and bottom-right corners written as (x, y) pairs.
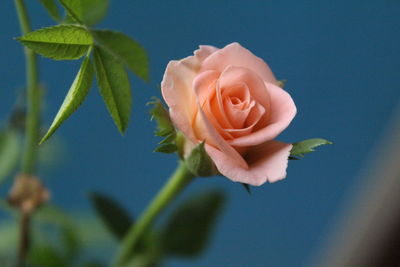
top-left (14, 0), bottom-right (41, 174)
top-left (114, 161), bottom-right (195, 266)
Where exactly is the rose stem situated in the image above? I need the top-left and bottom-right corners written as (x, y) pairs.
top-left (113, 161), bottom-right (195, 266)
top-left (13, 0), bottom-right (41, 265)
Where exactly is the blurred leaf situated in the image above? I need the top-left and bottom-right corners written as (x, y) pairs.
top-left (161, 190), bottom-right (226, 257)
top-left (60, 0), bottom-right (109, 25)
top-left (277, 79), bottom-right (287, 88)
top-left (61, 226), bottom-right (80, 261)
top-left (29, 246), bottom-right (68, 267)
top-left (93, 47), bottom-right (131, 134)
top-left (39, 0), bottom-right (61, 21)
top-left (93, 30), bottom-right (149, 81)
top-left (89, 192), bottom-right (133, 240)
top-left (38, 136), bottom-right (65, 169)
top-left (40, 52), bottom-right (93, 144)
top-left (80, 0), bottom-right (109, 26)
top-left (80, 262), bottom-right (105, 267)
top-left (290, 138), bottom-right (333, 158)
top-left (185, 142), bottom-right (214, 177)
top-left (154, 143), bottom-right (177, 154)
top-left (0, 129), bottom-right (20, 185)
top-left (17, 25), bottom-right (93, 60)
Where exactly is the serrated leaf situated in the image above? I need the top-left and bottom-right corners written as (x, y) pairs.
top-left (93, 47), bottom-right (131, 134)
top-left (40, 53), bottom-right (93, 144)
top-left (162, 190), bottom-right (226, 257)
top-left (93, 30), bottom-right (149, 81)
top-left (290, 138), bottom-right (332, 157)
top-left (154, 143), bottom-right (177, 154)
top-left (89, 192), bottom-right (133, 240)
top-left (149, 98), bottom-right (174, 137)
top-left (17, 25), bottom-right (93, 60)
top-left (59, 0), bottom-right (84, 24)
top-left (0, 129), bottom-right (20, 185)
top-left (39, 0), bottom-right (61, 21)
top-left (185, 142), bottom-right (215, 177)
top-left (60, 0), bottom-right (109, 25)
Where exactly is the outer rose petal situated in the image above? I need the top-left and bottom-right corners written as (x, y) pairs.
top-left (206, 141), bottom-right (292, 186)
top-left (161, 45), bottom-right (218, 142)
top-left (201, 42), bottom-right (278, 85)
top-left (229, 82), bottom-right (297, 147)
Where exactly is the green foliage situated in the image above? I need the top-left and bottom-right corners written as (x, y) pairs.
top-left (161, 190), bottom-right (226, 257)
top-left (93, 47), bottom-right (132, 134)
top-left (40, 52), bottom-right (93, 144)
top-left (39, 0), bottom-right (61, 22)
top-left (29, 246), bottom-right (68, 267)
top-left (89, 192), bottom-right (133, 240)
top-left (17, 25), bottom-right (93, 60)
top-left (93, 30), bottom-right (149, 81)
top-left (0, 129), bottom-right (20, 185)
top-left (59, 0), bottom-right (109, 26)
top-left (149, 98), bottom-right (177, 154)
top-left (290, 138), bottom-right (332, 158)
top-left (185, 142), bottom-right (214, 177)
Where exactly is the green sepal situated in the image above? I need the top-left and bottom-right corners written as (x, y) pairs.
top-left (241, 183), bottom-right (251, 194)
top-left (290, 138), bottom-right (332, 158)
top-left (154, 143), bottom-right (177, 154)
top-left (185, 142), bottom-right (215, 177)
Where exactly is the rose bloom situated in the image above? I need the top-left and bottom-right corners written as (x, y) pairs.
top-left (161, 43), bottom-right (296, 186)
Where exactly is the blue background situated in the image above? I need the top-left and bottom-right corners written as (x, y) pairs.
top-left (1, 0), bottom-right (400, 266)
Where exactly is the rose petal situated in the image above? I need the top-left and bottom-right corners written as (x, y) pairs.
top-left (229, 83), bottom-right (296, 147)
top-left (161, 45), bottom-right (218, 142)
top-left (201, 42), bottom-right (277, 85)
top-left (192, 100), bottom-right (248, 169)
top-left (206, 141), bottom-right (292, 186)
top-left (218, 66), bottom-right (271, 111)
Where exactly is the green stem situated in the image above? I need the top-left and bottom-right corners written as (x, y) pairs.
top-left (14, 0), bottom-right (40, 174)
top-left (114, 161), bottom-right (195, 266)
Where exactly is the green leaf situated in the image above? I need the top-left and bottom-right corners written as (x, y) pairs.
top-left (17, 25), bottom-right (93, 60)
top-left (80, 0), bottom-right (109, 26)
top-left (80, 262), bottom-right (105, 267)
top-left (89, 192), bottom-right (133, 240)
top-left (40, 53), bottom-right (93, 144)
top-left (185, 142), bottom-right (215, 177)
top-left (61, 226), bottom-right (80, 261)
top-left (59, 0), bottom-right (84, 24)
top-left (93, 30), bottom-right (149, 81)
top-left (60, 0), bottom-right (109, 26)
top-left (290, 138), bottom-right (333, 158)
top-left (161, 190), bottom-right (226, 257)
top-left (30, 246), bottom-right (68, 267)
top-left (0, 129), bottom-right (20, 185)
top-left (93, 47), bottom-right (131, 134)
top-left (39, 0), bottom-right (61, 21)
top-left (154, 143), bottom-right (177, 154)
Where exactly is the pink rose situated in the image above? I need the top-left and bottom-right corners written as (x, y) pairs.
top-left (161, 43), bottom-right (296, 186)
